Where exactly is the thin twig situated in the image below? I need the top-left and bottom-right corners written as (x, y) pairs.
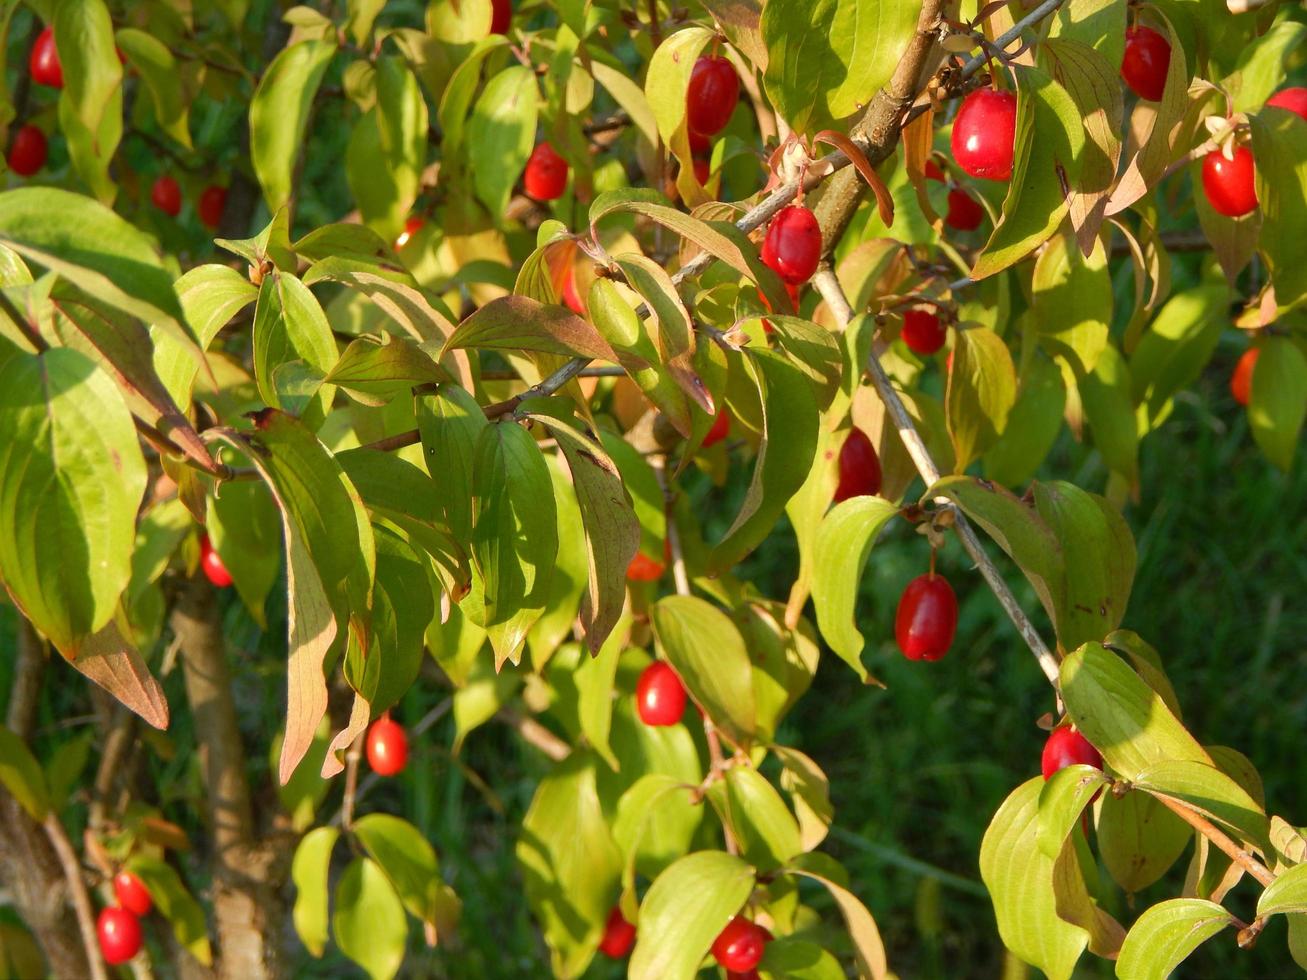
top-left (42, 816), bottom-right (108, 980)
top-left (1153, 794), bottom-right (1276, 888)
top-left (495, 708), bottom-right (571, 761)
top-left (340, 735), bottom-right (363, 830)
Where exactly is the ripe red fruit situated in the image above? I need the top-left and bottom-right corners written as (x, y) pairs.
top-left (7, 124), bottom-right (47, 176)
top-left (924, 160), bottom-right (945, 182)
top-left (490, 0), bottom-right (511, 34)
top-left (692, 156), bottom-right (711, 186)
top-left (902, 309), bottom-right (947, 355)
top-left (1267, 87), bottom-right (1307, 121)
top-left (702, 409), bottom-right (731, 448)
top-left (1120, 25), bottom-right (1171, 102)
top-left (1041, 726), bottom-right (1103, 779)
top-left (951, 89), bottom-right (1017, 181)
top-left (635, 661), bottom-right (686, 727)
top-left (895, 573), bottom-right (958, 661)
top-left (113, 872), bottom-right (152, 918)
top-left (711, 916), bottom-right (771, 972)
top-left (1231, 347), bottom-right (1259, 407)
top-left (944, 188), bottom-right (985, 231)
top-left (197, 185), bottom-right (227, 229)
top-left (366, 716), bottom-right (408, 776)
top-left (199, 534), bottom-right (233, 588)
top-left (833, 428), bottom-right (882, 503)
top-left (1201, 146), bottom-right (1258, 217)
top-left (395, 216), bottom-right (424, 250)
top-left (686, 55), bottom-right (739, 138)
top-left (524, 141), bottom-right (568, 201)
top-left (689, 128), bottom-right (711, 154)
top-left (598, 906), bottom-right (636, 959)
top-left (626, 551), bottom-right (665, 583)
top-left (761, 205), bottom-right (822, 285)
top-left (151, 175), bottom-right (182, 217)
top-left (97, 907), bottom-right (142, 965)
top-left (30, 26), bottom-right (62, 88)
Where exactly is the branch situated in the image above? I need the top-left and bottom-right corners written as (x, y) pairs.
top-left (1153, 794), bottom-right (1276, 888)
top-left (42, 815), bottom-right (108, 980)
top-left (6, 618), bottom-right (46, 737)
top-left (495, 708), bottom-right (571, 761)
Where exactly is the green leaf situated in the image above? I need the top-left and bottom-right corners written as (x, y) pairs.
top-left (1248, 336), bottom-right (1307, 471)
top-left (250, 40), bottom-right (336, 211)
top-left (708, 767), bottom-right (802, 872)
top-left (1079, 345), bottom-right (1140, 488)
top-left (518, 752), bottom-right (623, 978)
top-left (644, 27), bottom-right (714, 143)
top-left (576, 611), bottom-right (629, 772)
top-left (346, 56), bottom-right (428, 240)
top-left (443, 295), bottom-right (615, 361)
top-left (416, 385), bottom-right (487, 545)
top-left (1133, 760), bottom-right (1269, 852)
top-left (783, 853), bottom-right (890, 980)
top-left (209, 480), bottom-right (281, 628)
top-left (983, 352), bottom-right (1066, 488)
top-left (1231, 21), bottom-right (1307, 113)
top-left (354, 814), bottom-right (458, 938)
top-left (304, 257), bottom-right (457, 347)
top-left (115, 28), bottom-right (189, 147)
top-left (811, 495), bottom-right (899, 681)
top-left (153, 265), bottom-right (256, 410)
top-left (325, 335), bottom-right (449, 406)
top-left (774, 745), bottom-right (833, 852)
top-left (1037, 764), bottom-right (1108, 859)
top-left (1060, 643), bottom-right (1211, 780)
top-left (527, 459), bottom-right (587, 671)
top-left (451, 651), bottom-right (520, 753)
top-left (252, 272), bottom-right (339, 425)
top-left (1115, 899), bottom-right (1234, 980)
top-left (345, 0), bottom-right (387, 45)
top-left (972, 67), bottom-right (1084, 279)
top-left (0, 349), bottom-right (145, 653)
top-left (980, 778), bottom-right (1089, 980)
top-left (759, 939), bottom-right (846, 980)
top-left (761, 0), bottom-right (918, 133)
top-left (710, 349), bottom-right (819, 572)
top-left (1031, 234), bottom-right (1111, 377)
top-left (628, 851), bottom-right (755, 980)
top-left (55, 0), bottom-right (123, 201)
top-left (1128, 284), bottom-right (1226, 431)
top-left (333, 857), bottom-right (407, 980)
top-left (468, 65), bottom-right (540, 217)
top-left (1098, 789), bottom-right (1191, 892)
top-left (435, 36), bottom-right (511, 166)
top-left (1258, 862), bottom-right (1307, 917)
top-left (467, 421), bottom-right (557, 668)
top-left (124, 855), bottom-right (213, 966)
top-left (612, 774), bottom-right (703, 882)
top-left (946, 326), bottom-right (1017, 472)
top-left (651, 595), bottom-right (756, 744)
top-left (0, 727), bottom-right (48, 820)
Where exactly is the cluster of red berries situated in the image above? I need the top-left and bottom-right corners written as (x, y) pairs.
top-left (97, 871), bottom-right (152, 965)
top-left (599, 904), bottom-right (771, 973)
top-left (149, 178), bottom-right (229, 228)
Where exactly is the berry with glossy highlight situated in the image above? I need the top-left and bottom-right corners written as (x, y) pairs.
top-left (1231, 347), bottom-right (1259, 407)
top-left (761, 205), bottom-right (822, 285)
top-left (97, 907), bottom-right (142, 965)
top-left (1121, 25), bottom-right (1171, 101)
top-left (902, 309), bottom-right (947, 355)
top-left (711, 916), bottom-right (771, 972)
top-left (524, 141), bottom-right (568, 201)
top-left (1201, 146), bottom-right (1258, 217)
top-left (366, 716), bottom-right (408, 776)
top-left (635, 661), bottom-right (686, 727)
top-left (199, 534), bottom-right (233, 588)
top-left (951, 89), bottom-right (1017, 181)
top-left (686, 55), bottom-right (739, 138)
top-left (113, 871), bottom-right (152, 918)
top-left (1267, 87), bottom-right (1307, 121)
top-left (895, 573), bottom-right (958, 661)
top-left (30, 26), bottom-right (62, 88)
top-left (7, 125), bottom-right (47, 176)
top-left (833, 428), bottom-right (882, 502)
top-left (1041, 726), bottom-right (1103, 779)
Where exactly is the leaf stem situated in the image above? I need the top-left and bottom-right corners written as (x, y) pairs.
top-left (1152, 794), bottom-right (1276, 888)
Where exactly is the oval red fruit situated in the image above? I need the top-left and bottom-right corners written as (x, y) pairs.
top-left (626, 550), bottom-right (665, 583)
top-left (895, 573), bottom-right (958, 661)
top-left (30, 26), bottom-right (63, 88)
top-left (702, 409), bottom-right (731, 448)
top-left (490, 0), bottom-right (511, 34)
top-left (113, 871), bottom-right (153, 918)
top-left (761, 205), bottom-right (822, 285)
top-left (1201, 146), bottom-right (1258, 218)
top-left (97, 907), bottom-right (142, 966)
top-left (711, 916), bottom-right (771, 972)
top-left (692, 156), bottom-right (711, 186)
top-left (1267, 87), bottom-right (1307, 121)
top-left (524, 141), bottom-right (568, 201)
top-left (686, 55), bottom-right (739, 138)
top-left (924, 160), bottom-right (945, 182)
top-left (598, 906), bottom-right (636, 958)
top-left (1041, 726), bottom-right (1103, 779)
top-left (366, 716), bottom-right (408, 776)
top-left (635, 661), bottom-right (686, 727)
top-left (197, 185), bottom-right (228, 229)
top-left (151, 175), bottom-right (182, 217)
top-left (1121, 25), bottom-right (1171, 102)
top-left (833, 428), bottom-right (882, 502)
top-left (199, 534), bottom-right (233, 588)
top-left (395, 216), bottom-right (424, 250)
top-left (902, 309), bottom-right (947, 356)
top-left (1231, 347), bottom-right (1259, 407)
top-left (944, 188), bottom-right (984, 231)
top-left (689, 128), bottom-right (711, 154)
top-left (951, 89), bottom-right (1017, 181)
top-left (7, 124), bottom-right (47, 176)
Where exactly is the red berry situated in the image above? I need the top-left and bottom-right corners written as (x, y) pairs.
top-left (761, 205), bottom-right (822, 285)
top-left (30, 26), bottom-right (62, 88)
top-left (944, 188), bottom-right (985, 231)
top-left (711, 916), bottom-right (771, 973)
top-left (1041, 726), bottom-right (1103, 779)
top-left (151, 175), bottom-right (182, 217)
top-left (692, 156), bottom-right (711, 186)
top-left (1267, 87), bottom-right (1307, 121)
top-left (7, 124), bottom-right (47, 176)
top-left (902, 309), bottom-right (947, 355)
top-left (635, 661), bottom-right (686, 727)
top-left (689, 128), bottom-right (711, 154)
top-left (598, 906), bottom-right (636, 958)
top-left (686, 55), bottom-right (739, 138)
top-left (895, 573), bottom-right (958, 661)
top-left (951, 89), bottom-right (1017, 181)
top-left (924, 160), bottom-right (945, 182)
top-left (524, 141), bottom-right (568, 201)
top-left (197, 185), bottom-right (228, 229)
top-left (1121, 25), bottom-right (1171, 102)
top-left (113, 872), bottom-right (152, 918)
top-left (1201, 145), bottom-right (1258, 218)
top-left (1231, 347), bottom-right (1259, 407)
top-left (702, 409), bottom-right (731, 448)
top-left (366, 716), bottom-right (408, 776)
top-left (199, 534), bottom-right (233, 588)
top-left (626, 551), bottom-right (665, 582)
top-left (490, 0), bottom-right (511, 34)
top-left (833, 428), bottom-right (882, 503)
top-left (395, 216), bottom-right (424, 250)
top-left (97, 907), bottom-right (142, 966)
